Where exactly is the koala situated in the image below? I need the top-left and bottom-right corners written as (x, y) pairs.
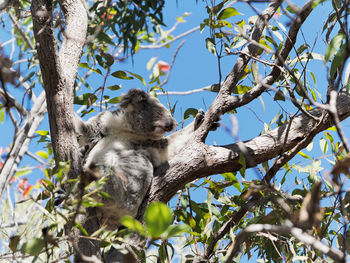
top-left (73, 89), bottom-right (212, 230)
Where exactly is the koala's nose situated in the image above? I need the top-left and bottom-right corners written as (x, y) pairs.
top-left (165, 118), bottom-right (174, 131)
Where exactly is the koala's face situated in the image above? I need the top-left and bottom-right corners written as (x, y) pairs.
top-left (120, 89), bottom-right (176, 139)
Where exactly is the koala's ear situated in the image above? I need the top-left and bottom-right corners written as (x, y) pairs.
top-left (120, 89), bottom-right (148, 109)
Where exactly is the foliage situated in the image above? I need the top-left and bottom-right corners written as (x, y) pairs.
top-left (2, 0), bottom-right (350, 262)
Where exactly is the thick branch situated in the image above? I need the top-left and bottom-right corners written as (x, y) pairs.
top-left (0, 92), bottom-right (46, 197)
top-left (31, 0), bottom-right (87, 176)
top-left (152, 91), bottom-right (350, 203)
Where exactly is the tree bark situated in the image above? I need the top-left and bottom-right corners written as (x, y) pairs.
top-left (152, 91), bottom-right (350, 203)
top-left (31, 0), bottom-right (89, 261)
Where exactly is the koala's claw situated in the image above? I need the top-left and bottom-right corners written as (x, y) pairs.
top-left (194, 109), bottom-right (220, 131)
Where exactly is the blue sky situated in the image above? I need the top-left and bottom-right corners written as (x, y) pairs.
top-left (1, 0), bottom-right (346, 192)
top-left (1, 0), bottom-right (350, 262)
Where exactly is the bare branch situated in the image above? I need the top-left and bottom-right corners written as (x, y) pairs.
top-left (226, 224), bottom-right (345, 263)
top-left (0, 91), bottom-right (46, 197)
top-left (152, 91), bottom-right (350, 204)
top-left (139, 26), bottom-right (200, 50)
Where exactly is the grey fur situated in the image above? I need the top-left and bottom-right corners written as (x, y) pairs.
top-left (73, 89), bottom-right (215, 230)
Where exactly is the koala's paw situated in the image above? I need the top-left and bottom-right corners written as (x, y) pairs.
top-left (194, 109), bottom-right (220, 131)
top-left (80, 145), bottom-right (90, 157)
top-left (194, 109), bottom-right (205, 130)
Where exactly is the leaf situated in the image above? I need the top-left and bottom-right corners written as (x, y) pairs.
top-left (274, 89), bottom-right (285, 101)
top-left (206, 38), bottom-right (216, 55)
top-left (325, 33), bottom-right (345, 62)
top-left (306, 142), bottom-right (313, 151)
top-left (9, 235), bottom-right (20, 252)
top-left (106, 85), bottom-right (121, 91)
top-left (108, 97), bottom-right (121, 104)
top-left (218, 7), bottom-right (241, 20)
top-left (127, 71), bottom-right (147, 86)
top-left (111, 70), bottom-right (133, 80)
top-left (36, 130), bottom-right (49, 136)
top-left (147, 57), bottom-right (158, 71)
top-left (251, 62), bottom-right (259, 84)
top-left (232, 85), bottom-right (252, 94)
top-left (97, 31), bottom-right (115, 45)
top-left (184, 108), bottom-right (198, 120)
top-left (101, 53), bottom-right (114, 67)
top-left (74, 93), bottom-right (98, 106)
top-left (120, 215), bottom-right (147, 236)
top-left (36, 151), bottom-right (49, 159)
top-left (238, 154), bottom-right (246, 177)
top-left (145, 202), bottom-right (172, 238)
top-left (0, 107), bottom-right (4, 123)
top-left (319, 138), bottom-right (328, 154)
top-left (21, 238), bottom-right (45, 256)
top-left (298, 151), bottom-right (310, 159)
top-left (79, 62), bottom-right (102, 75)
top-left (330, 44), bottom-right (346, 77)
top-left (163, 224), bottom-right (190, 238)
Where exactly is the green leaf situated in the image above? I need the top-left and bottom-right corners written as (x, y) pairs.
top-left (218, 7), bottom-right (241, 20)
top-left (15, 169), bottom-right (31, 177)
top-left (330, 44), bottom-right (346, 77)
top-left (298, 151), bottom-right (310, 159)
top-left (0, 107), bottom-right (4, 123)
top-left (101, 53), bottom-right (114, 67)
top-left (108, 97), bottom-right (121, 104)
top-left (111, 70), bottom-right (133, 80)
top-left (79, 62), bottom-right (102, 75)
top-left (21, 238), bottom-right (45, 256)
top-left (106, 85), bottom-right (121, 91)
top-left (325, 33), bottom-right (345, 62)
top-left (36, 151), bottom-right (49, 159)
top-left (232, 85), bottom-right (252, 94)
top-left (97, 31), bottom-right (115, 45)
top-left (163, 224), bottom-right (190, 238)
top-left (184, 108), bottom-right (198, 120)
top-left (206, 37), bottom-right (216, 55)
top-left (75, 222), bottom-right (88, 236)
top-left (21, 72), bottom-right (35, 83)
top-left (36, 130), bottom-right (49, 136)
top-left (238, 154), bottom-right (246, 177)
top-left (74, 93), bottom-right (98, 106)
top-left (120, 215), bottom-right (147, 236)
top-left (127, 71), bottom-right (147, 86)
top-left (145, 202), bottom-right (172, 238)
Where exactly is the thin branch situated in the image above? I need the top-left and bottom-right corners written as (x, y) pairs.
top-left (159, 40), bottom-right (185, 88)
top-left (196, 0), bottom-right (314, 142)
top-left (226, 224), bottom-right (345, 263)
top-left (8, 13), bottom-right (35, 50)
top-left (139, 26), bottom-right (200, 50)
top-left (0, 91), bottom-right (46, 197)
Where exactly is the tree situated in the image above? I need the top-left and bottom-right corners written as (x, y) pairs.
top-left (1, 0), bottom-right (350, 262)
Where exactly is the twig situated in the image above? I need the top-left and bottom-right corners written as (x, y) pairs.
top-left (26, 151), bottom-right (49, 166)
top-left (139, 26), bottom-right (200, 50)
top-left (226, 224), bottom-right (345, 263)
top-left (159, 40), bottom-right (185, 88)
